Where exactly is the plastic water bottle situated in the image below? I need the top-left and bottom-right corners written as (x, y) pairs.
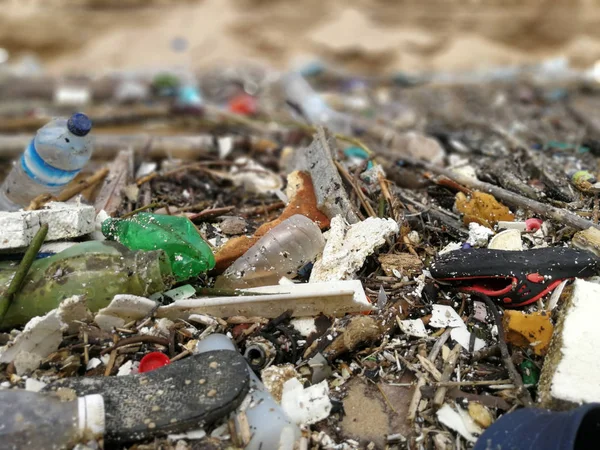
top-left (215, 214), bottom-right (325, 289)
top-left (0, 390), bottom-right (105, 449)
top-left (196, 334), bottom-right (300, 450)
top-left (0, 113), bottom-right (93, 211)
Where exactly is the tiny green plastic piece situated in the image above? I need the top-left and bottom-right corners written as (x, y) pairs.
top-left (520, 360), bottom-right (540, 386)
top-left (102, 213), bottom-right (215, 282)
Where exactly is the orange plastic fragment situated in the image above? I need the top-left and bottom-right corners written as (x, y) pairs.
top-left (502, 310), bottom-right (554, 356)
top-left (455, 191), bottom-right (515, 228)
top-left (213, 171), bottom-right (330, 272)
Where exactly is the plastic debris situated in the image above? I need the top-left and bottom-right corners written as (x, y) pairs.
top-left (0, 241), bottom-right (173, 329)
top-left (0, 390), bottom-right (104, 449)
top-left (310, 215), bottom-right (399, 282)
top-left (466, 222), bottom-right (494, 247)
top-left (436, 404), bottom-right (483, 442)
top-left (573, 226), bottom-right (600, 257)
top-left (0, 113), bottom-right (93, 211)
top-left (398, 318), bottom-right (427, 338)
top-left (280, 378), bottom-right (332, 425)
top-left (138, 352), bottom-right (171, 373)
top-left (94, 295), bottom-right (158, 331)
top-left (503, 310), bottom-right (553, 356)
top-left (216, 214), bottom-right (325, 289)
top-left (102, 212), bottom-right (215, 281)
top-left (430, 304), bottom-right (464, 328)
top-left (158, 280), bottom-right (373, 320)
top-left (539, 279), bottom-right (600, 407)
top-left (488, 228), bottom-right (523, 250)
top-left (0, 296), bottom-right (90, 374)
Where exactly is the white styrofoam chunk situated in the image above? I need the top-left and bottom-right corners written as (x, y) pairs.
top-left (310, 216), bottom-right (399, 282)
top-left (466, 222), bottom-right (494, 248)
top-left (281, 378), bottom-right (332, 425)
top-left (550, 279), bottom-right (600, 404)
top-left (0, 201), bottom-right (95, 249)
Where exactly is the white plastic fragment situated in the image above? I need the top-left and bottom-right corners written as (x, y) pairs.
top-left (281, 378), bottom-right (332, 425)
top-left (466, 222), bottom-right (494, 248)
top-left (542, 279), bottom-right (600, 404)
top-left (290, 318), bottom-right (317, 337)
top-left (450, 328), bottom-right (486, 352)
top-left (546, 279), bottom-right (569, 311)
top-left (0, 296), bottom-right (90, 374)
top-left (168, 430), bottom-right (207, 441)
top-left (430, 305), bottom-right (464, 328)
top-left (117, 360), bottom-right (136, 376)
top-left (87, 358), bottom-right (102, 371)
top-left (487, 228), bottom-right (523, 251)
top-left (398, 319), bottom-right (428, 338)
top-left (94, 295), bottom-right (158, 331)
top-left (497, 221), bottom-right (527, 232)
top-left (436, 404), bottom-right (483, 442)
top-left (438, 242), bottom-right (462, 255)
top-left (0, 202), bottom-right (95, 249)
top-left (25, 378), bottom-right (47, 392)
top-left (157, 280), bottom-right (372, 320)
top-left (310, 216), bottom-right (399, 282)
top-left (230, 157), bottom-right (283, 194)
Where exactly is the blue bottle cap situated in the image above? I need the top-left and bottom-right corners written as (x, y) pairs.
top-left (67, 113), bottom-right (92, 137)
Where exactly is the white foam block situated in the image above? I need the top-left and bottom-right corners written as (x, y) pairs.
top-left (0, 201), bottom-right (95, 249)
top-left (542, 279), bottom-right (600, 405)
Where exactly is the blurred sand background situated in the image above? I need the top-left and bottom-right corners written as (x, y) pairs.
top-left (2, 0), bottom-right (600, 75)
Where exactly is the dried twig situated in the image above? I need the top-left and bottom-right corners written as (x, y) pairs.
top-left (433, 343), bottom-right (462, 407)
top-left (0, 224), bottom-right (48, 324)
top-left (395, 154), bottom-right (599, 231)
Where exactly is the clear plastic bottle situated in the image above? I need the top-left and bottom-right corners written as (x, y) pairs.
top-left (0, 391), bottom-right (105, 449)
top-left (196, 334), bottom-right (300, 450)
top-left (215, 214), bottom-right (325, 289)
top-left (0, 112), bottom-right (93, 211)
top-left (281, 72), bottom-right (352, 133)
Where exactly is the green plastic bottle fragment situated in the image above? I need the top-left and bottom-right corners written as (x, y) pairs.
top-left (520, 360), bottom-right (540, 386)
top-left (102, 213), bottom-right (215, 282)
top-left (0, 241), bottom-right (174, 330)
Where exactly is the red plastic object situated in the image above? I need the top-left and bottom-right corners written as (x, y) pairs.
top-left (228, 93), bottom-right (258, 115)
top-left (525, 218), bottom-right (543, 232)
top-left (139, 352), bottom-right (171, 373)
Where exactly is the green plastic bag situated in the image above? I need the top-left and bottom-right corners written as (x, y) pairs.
top-left (102, 213), bottom-right (215, 282)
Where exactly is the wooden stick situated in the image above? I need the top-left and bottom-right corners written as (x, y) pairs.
top-left (393, 154), bottom-right (599, 231)
top-left (433, 343), bottom-right (462, 407)
top-left (0, 224), bottom-right (48, 324)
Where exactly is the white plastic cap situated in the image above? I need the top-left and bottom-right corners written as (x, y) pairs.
top-left (78, 394), bottom-right (106, 437)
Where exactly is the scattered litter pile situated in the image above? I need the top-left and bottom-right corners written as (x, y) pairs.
top-left (2, 63), bottom-right (600, 449)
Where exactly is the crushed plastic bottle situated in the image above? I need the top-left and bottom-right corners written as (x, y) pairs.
top-left (102, 212), bottom-right (215, 282)
top-left (196, 334), bottom-right (300, 450)
top-left (0, 113), bottom-right (93, 211)
top-left (281, 72), bottom-right (351, 133)
top-left (0, 390), bottom-right (104, 450)
top-left (0, 241), bottom-right (174, 329)
top-left (215, 214), bottom-right (325, 289)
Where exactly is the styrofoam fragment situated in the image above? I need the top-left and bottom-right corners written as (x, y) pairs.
top-left (310, 216), bottom-right (399, 282)
top-left (25, 378), bottom-right (47, 392)
top-left (466, 222), bottom-right (494, 248)
top-left (547, 279), bottom-right (600, 404)
top-left (0, 202), bottom-right (95, 249)
top-left (94, 295), bottom-right (158, 331)
top-left (281, 378), bottom-right (332, 425)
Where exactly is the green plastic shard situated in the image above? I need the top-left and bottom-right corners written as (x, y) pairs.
top-left (102, 212), bottom-right (215, 282)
